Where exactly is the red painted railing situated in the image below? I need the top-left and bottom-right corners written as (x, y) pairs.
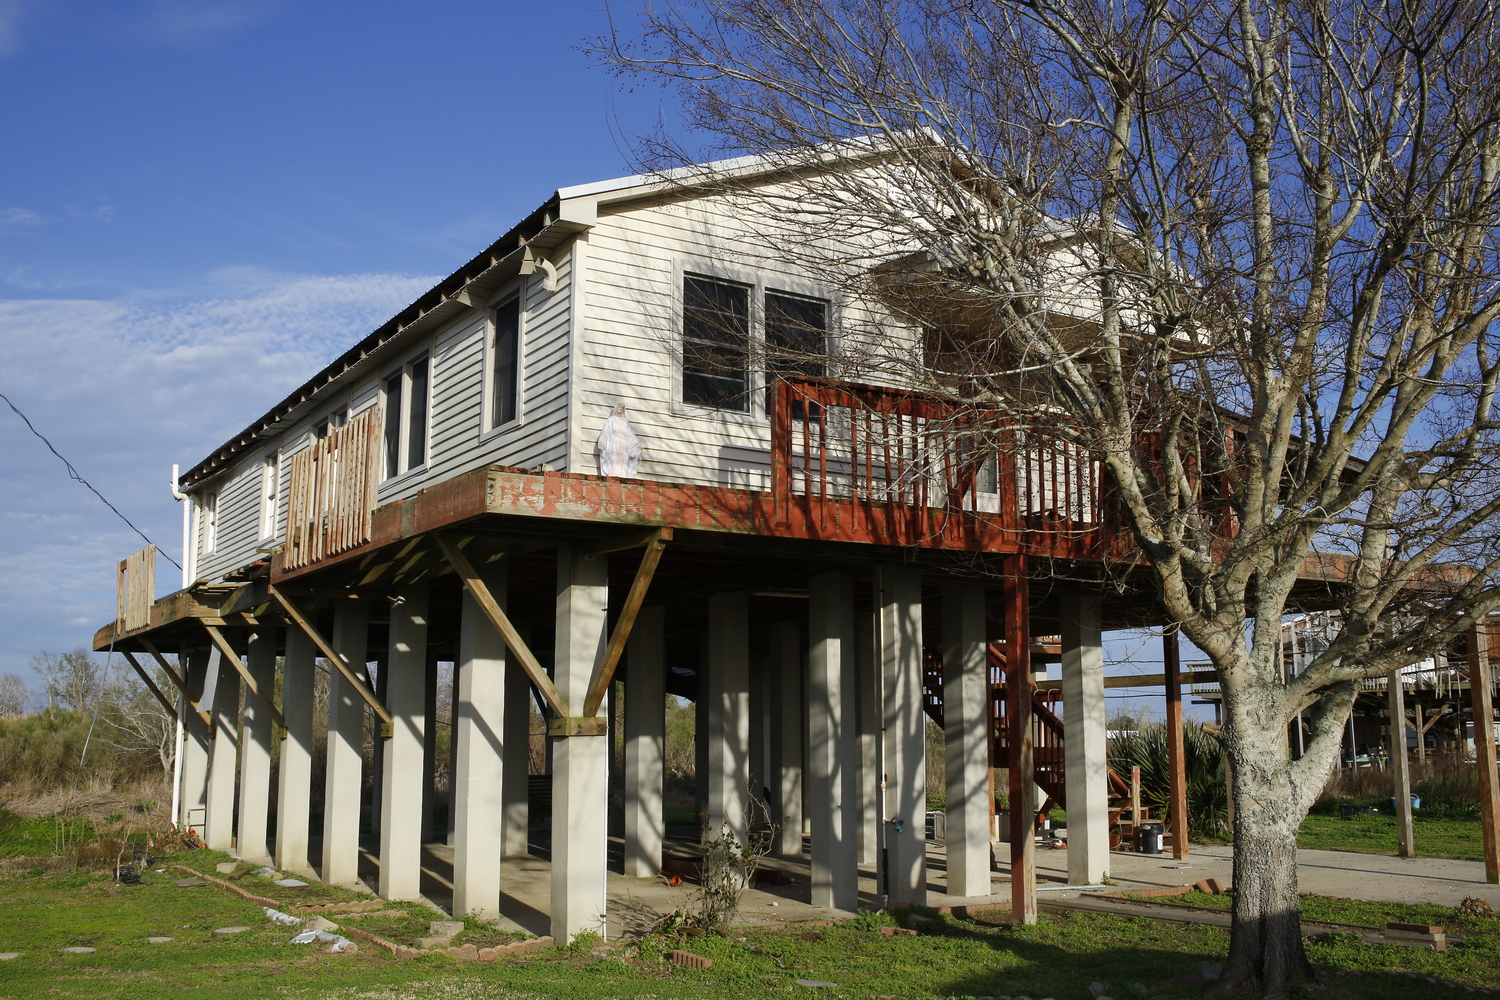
top-left (770, 378), bottom-right (1112, 555)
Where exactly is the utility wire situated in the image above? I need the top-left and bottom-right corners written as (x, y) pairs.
top-left (1, 391), bottom-right (182, 569)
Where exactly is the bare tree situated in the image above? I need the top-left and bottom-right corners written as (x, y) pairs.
top-left (0, 675), bottom-right (29, 719)
top-left (598, 1), bottom-right (1500, 993)
top-left (99, 684), bottom-right (177, 776)
top-left (31, 647), bottom-right (119, 714)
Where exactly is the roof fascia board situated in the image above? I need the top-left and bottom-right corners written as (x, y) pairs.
top-left (180, 211), bottom-right (584, 489)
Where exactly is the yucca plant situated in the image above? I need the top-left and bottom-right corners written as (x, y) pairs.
top-left (1110, 724), bottom-right (1230, 841)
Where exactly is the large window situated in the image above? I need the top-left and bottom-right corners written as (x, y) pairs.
top-left (492, 297), bottom-right (520, 427)
top-left (682, 275), bottom-right (750, 410)
top-left (764, 292), bottom-right (827, 412)
top-left (680, 274), bottom-right (830, 415)
top-left (383, 355), bottom-right (430, 478)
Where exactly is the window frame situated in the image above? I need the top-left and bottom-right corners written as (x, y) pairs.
top-left (258, 451), bottom-right (280, 543)
top-left (481, 286), bottom-right (526, 438)
top-left (381, 349), bottom-right (433, 482)
top-left (671, 259), bottom-right (837, 421)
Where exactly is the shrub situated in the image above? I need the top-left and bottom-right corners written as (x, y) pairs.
top-left (1109, 723), bottom-right (1230, 839)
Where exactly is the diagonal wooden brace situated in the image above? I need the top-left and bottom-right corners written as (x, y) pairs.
top-left (581, 529), bottom-right (668, 717)
top-left (138, 638), bottom-right (211, 726)
top-left (434, 534), bottom-right (570, 718)
top-left (121, 650), bottom-right (192, 722)
top-left (202, 623), bottom-right (287, 730)
top-left (268, 585), bottom-right (392, 725)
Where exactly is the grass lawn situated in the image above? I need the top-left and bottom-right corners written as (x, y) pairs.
top-left (1, 850), bottom-right (1498, 999)
top-left (1298, 812), bottom-right (1487, 861)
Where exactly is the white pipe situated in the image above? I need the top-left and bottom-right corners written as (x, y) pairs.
top-left (171, 465), bottom-right (192, 589)
top-left (170, 694), bottom-right (184, 829)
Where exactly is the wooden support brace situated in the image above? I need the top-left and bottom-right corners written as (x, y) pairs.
top-left (139, 638), bottom-right (211, 726)
top-left (1004, 553), bottom-right (1037, 926)
top-left (581, 529), bottom-right (669, 717)
top-left (433, 534), bottom-right (570, 718)
top-left (202, 624), bottom-right (287, 730)
top-left (1164, 633), bottom-right (1189, 860)
top-left (120, 650), bottom-right (187, 721)
top-left (547, 717), bottom-right (609, 736)
top-left (267, 586), bottom-right (392, 726)
top-left (1470, 624), bottom-right (1500, 884)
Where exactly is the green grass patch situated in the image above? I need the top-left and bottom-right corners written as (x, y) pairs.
top-left (1, 849), bottom-right (1498, 998)
top-left (0, 808), bottom-right (97, 858)
top-left (1298, 811), bottom-right (1487, 861)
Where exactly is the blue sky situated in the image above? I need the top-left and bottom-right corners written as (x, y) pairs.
top-left (0, 0), bottom-right (1205, 718)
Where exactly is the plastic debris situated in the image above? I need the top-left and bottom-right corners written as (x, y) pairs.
top-left (290, 929), bottom-right (356, 952)
top-left (60, 947), bottom-right (96, 954)
top-left (113, 866), bottom-right (143, 885)
top-left (147, 937), bottom-right (173, 944)
top-left (0, 953), bottom-right (20, 960)
top-left (251, 867), bottom-right (282, 878)
top-left (174, 877), bottom-right (206, 887)
top-left (273, 878), bottom-right (309, 887)
top-left (795, 980), bottom-right (838, 988)
top-left (263, 908), bottom-right (304, 927)
top-left (213, 926), bottom-right (251, 935)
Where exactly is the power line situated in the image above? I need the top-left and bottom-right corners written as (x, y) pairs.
top-left (1, 391), bottom-right (182, 570)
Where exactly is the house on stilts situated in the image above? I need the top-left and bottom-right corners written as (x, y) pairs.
top-left (95, 152), bottom-right (1380, 939)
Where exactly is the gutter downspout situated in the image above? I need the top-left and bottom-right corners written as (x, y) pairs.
top-left (171, 465), bottom-right (192, 589)
top-left (169, 464), bottom-right (190, 829)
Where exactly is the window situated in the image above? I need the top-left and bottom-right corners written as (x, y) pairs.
top-left (682, 275), bottom-right (750, 410)
top-left (315, 409), bottom-right (347, 440)
top-left (383, 355), bottom-right (430, 478)
top-left (492, 297), bottom-right (520, 427)
top-left (764, 292), bottom-right (827, 415)
top-left (202, 492), bottom-right (219, 555)
top-left (259, 454), bottom-right (279, 539)
top-left (408, 357), bottom-right (429, 468)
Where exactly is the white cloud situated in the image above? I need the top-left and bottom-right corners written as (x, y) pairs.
top-left (66, 203), bottom-right (116, 223)
top-left (0, 207), bottom-right (50, 228)
top-left (0, 267), bottom-right (436, 676)
top-left (0, 1), bottom-right (26, 57)
top-left (145, 0), bottom-right (267, 45)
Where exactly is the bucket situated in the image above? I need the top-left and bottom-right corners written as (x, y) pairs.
top-left (1134, 822), bottom-right (1164, 854)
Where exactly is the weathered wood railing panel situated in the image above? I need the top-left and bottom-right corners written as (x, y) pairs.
top-left (117, 545), bottom-right (156, 633)
top-left (770, 377), bottom-right (1109, 553)
top-left (284, 408), bottom-right (381, 571)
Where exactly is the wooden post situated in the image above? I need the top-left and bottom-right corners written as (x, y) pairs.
top-left (1004, 553), bottom-right (1036, 925)
top-left (1415, 703), bottom-right (1426, 765)
top-left (1388, 669), bottom-right (1415, 858)
top-left (1164, 632), bottom-right (1189, 859)
top-left (1130, 765), bottom-right (1142, 833)
top-left (1470, 624), bottom-right (1500, 884)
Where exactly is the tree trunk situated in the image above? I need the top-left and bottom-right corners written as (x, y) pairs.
top-left (1218, 734), bottom-right (1316, 998)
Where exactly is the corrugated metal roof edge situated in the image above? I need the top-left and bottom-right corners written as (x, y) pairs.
top-left (179, 194), bottom-right (569, 489)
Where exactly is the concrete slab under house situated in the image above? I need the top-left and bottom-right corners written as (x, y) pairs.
top-left (95, 151), bottom-right (1445, 942)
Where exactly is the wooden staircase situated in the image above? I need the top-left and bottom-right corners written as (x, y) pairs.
top-left (922, 643), bottom-right (1149, 847)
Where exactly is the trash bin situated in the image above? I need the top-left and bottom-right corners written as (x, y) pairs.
top-left (1390, 795), bottom-right (1421, 812)
top-left (1134, 822), bottom-right (1164, 855)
